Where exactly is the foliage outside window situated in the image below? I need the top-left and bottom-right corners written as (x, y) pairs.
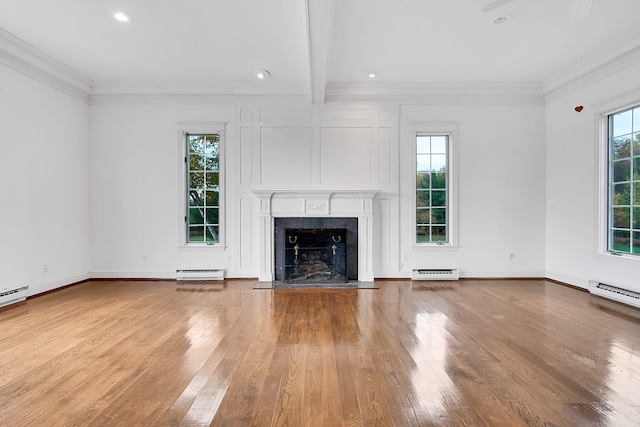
top-left (187, 134), bottom-right (220, 244)
top-left (609, 105), bottom-right (640, 255)
top-left (416, 134), bottom-right (448, 243)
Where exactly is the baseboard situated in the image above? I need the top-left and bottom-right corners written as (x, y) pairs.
top-left (544, 272), bottom-right (589, 290)
top-left (386, 270), bottom-right (546, 279)
top-left (376, 269), bottom-right (410, 279)
top-left (28, 273), bottom-right (91, 297)
top-left (91, 271), bottom-right (177, 280)
top-left (459, 271), bottom-right (546, 279)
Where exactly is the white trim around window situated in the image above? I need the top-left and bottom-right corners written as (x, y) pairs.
top-left (596, 101), bottom-right (640, 260)
top-left (176, 121), bottom-right (227, 250)
top-left (410, 122), bottom-right (459, 250)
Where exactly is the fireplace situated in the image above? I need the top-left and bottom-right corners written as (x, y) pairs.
top-left (284, 228), bottom-right (347, 282)
top-left (274, 217), bottom-right (358, 282)
top-left (252, 190), bottom-right (378, 283)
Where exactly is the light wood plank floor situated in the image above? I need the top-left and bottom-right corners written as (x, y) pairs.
top-left (1, 279), bottom-right (639, 426)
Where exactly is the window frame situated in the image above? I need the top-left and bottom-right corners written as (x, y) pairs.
top-left (598, 102), bottom-right (640, 259)
top-left (177, 123), bottom-right (226, 249)
top-left (410, 123), bottom-right (459, 249)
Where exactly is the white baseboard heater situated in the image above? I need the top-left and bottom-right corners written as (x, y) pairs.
top-left (412, 268), bottom-right (460, 281)
top-left (176, 269), bottom-right (224, 281)
top-left (589, 280), bottom-right (640, 309)
top-left (0, 286), bottom-right (29, 308)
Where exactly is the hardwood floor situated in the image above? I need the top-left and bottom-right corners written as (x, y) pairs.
top-left (1, 279), bottom-right (639, 426)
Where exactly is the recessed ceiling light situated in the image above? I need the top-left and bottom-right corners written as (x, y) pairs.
top-left (112, 11), bottom-right (133, 23)
top-left (493, 16), bottom-right (508, 24)
top-left (254, 69), bottom-right (270, 80)
top-left (366, 71), bottom-right (377, 78)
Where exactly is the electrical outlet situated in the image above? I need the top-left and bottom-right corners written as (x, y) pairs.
top-left (42, 264), bottom-right (48, 273)
top-left (142, 255), bottom-right (148, 263)
top-left (508, 253), bottom-right (515, 262)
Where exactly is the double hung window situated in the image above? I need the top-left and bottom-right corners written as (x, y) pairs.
top-left (416, 134), bottom-right (450, 244)
top-left (608, 105), bottom-right (640, 255)
top-left (186, 134), bottom-right (220, 244)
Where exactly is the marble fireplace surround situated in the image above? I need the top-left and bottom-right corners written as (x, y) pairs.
top-left (252, 190), bottom-right (378, 283)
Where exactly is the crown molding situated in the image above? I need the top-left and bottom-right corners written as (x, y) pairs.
top-left (90, 80), bottom-right (308, 96)
top-left (325, 81), bottom-right (544, 105)
top-left (0, 28), bottom-right (90, 103)
top-left (89, 80), bottom-right (310, 105)
top-left (543, 28), bottom-right (640, 103)
top-left (90, 81), bottom-right (545, 106)
top-left (89, 93), bottom-right (312, 106)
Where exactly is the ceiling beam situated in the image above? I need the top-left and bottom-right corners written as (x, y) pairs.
top-left (305, 0), bottom-right (335, 105)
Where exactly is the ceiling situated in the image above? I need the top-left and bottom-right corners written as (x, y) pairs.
top-left (1, 0), bottom-right (639, 103)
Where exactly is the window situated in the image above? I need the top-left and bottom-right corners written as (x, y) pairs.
top-left (608, 104), bottom-right (640, 255)
top-left (186, 134), bottom-right (220, 244)
top-left (416, 134), bottom-right (449, 243)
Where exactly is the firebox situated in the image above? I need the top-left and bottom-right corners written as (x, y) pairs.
top-left (284, 228), bottom-right (347, 283)
top-left (273, 217), bottom-right (358, 282)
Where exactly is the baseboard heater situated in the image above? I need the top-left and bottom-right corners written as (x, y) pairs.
top-left (176, 269), bottom-right (224, 281)
top-left (0, 286), bottom-right (29, 308)
top-left (589, 280), bottom-right (640, 309)
top-left (412, 268), bottom-right (460, 281)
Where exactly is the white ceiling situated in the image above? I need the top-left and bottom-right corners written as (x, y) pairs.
top-left (0, 0), bottom-right (639, 103)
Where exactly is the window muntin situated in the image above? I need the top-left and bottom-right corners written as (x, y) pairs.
top-left (608, 105), bottom-right (640, 255)
top-left (187, 134), bottom-right (220, 244)
top-left (416, 134), bottom-right (449, 243)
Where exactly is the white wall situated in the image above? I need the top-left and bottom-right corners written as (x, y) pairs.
top-left (0, 64), bottom-right (90, 295)
top-left (401, 104), bottom-right (547, 277)
top-left (545, 63), bottom-right (640, 291)
top-left (88, 101), bottom-right (547, 279)
top-left (89, 104), bottom-right (234, 277)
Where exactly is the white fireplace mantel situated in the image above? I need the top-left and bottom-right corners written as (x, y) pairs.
top-left (252, 190), bottom-right (379, 282)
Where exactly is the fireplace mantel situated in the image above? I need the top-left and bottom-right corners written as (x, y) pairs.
top-left (252, 190), bottom-right (379, 282)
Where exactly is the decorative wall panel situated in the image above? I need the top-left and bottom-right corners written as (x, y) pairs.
top-left (321, 109), bottom-right (371, 122)
top-left (261, 108), bottom-right (313, 122)
top-left (319, 127), bottom-right (371, 184)
top-left (379, 127), bottom-right (391, 184)
top-left (379, 109), bottom-right (392, 124)
top-left (240, 127), bottom-right (253, 184)
top-left (240, 198), bottom-right (253, 268)
top-left (379, 198), bottom-right (392, 268)
top-left (240, 109), bottom-right (254, 122)
top-left (260, 127), bottom-right (313, 184)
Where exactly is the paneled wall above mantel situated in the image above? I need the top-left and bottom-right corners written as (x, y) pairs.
top-left (233, 105), bottom-right (400, 278)
top-left (236, 106), bottom-right (397, 190)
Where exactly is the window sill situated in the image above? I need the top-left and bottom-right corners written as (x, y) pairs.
top-left (412, 244), bottom-right (460, 251)
top-left (178, 244), bottom-right (226, 251)
top-left (595, 251), bottom-right (640, 263)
